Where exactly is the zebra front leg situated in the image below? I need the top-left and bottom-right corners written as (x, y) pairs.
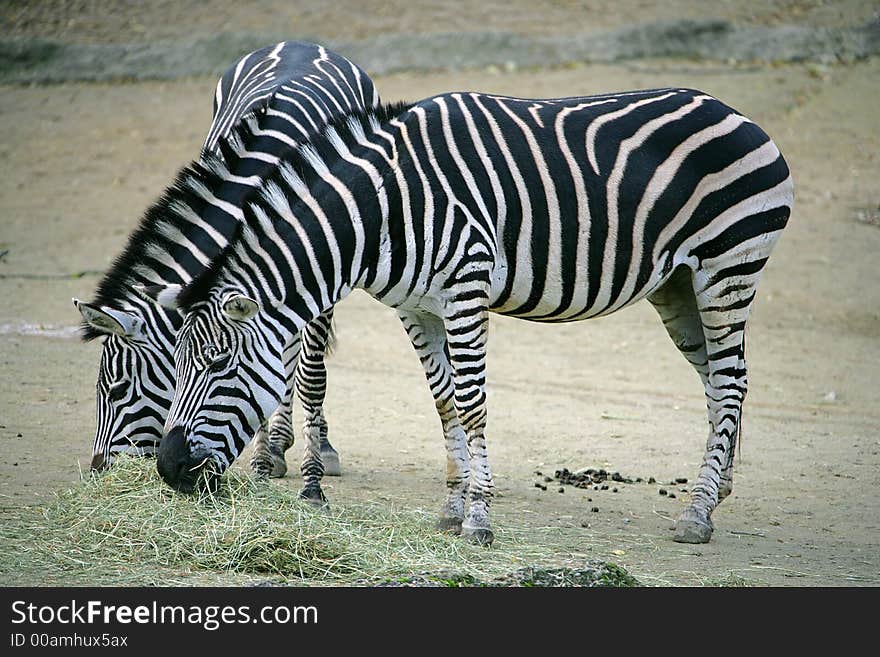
top-left (442, 295), bottom-right (494, 546)
top-left (250, 401), bottom-right (293, 478)
top-left (249, 346), bottom-right (298, 479)
top-left (249, 421), bottom-right (276, 479)
top-left (296, 312), bottom-right (336, 504)
top-left (298, 310), bottom-right (342, 476)
top-left (399, 310), bottom-right (469, 534)
top-left (298, 406), bottom-right (327, 505)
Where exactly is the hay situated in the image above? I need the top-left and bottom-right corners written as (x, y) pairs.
top-left (0, 456), bottom-right (636, 586)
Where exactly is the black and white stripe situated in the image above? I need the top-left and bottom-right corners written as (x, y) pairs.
top-left (153, 88), bottom-right (793, 545)
top-left (75, 41), bottom-right (379, 479)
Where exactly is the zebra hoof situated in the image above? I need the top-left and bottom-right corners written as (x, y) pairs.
top-left (250, 460), bottom-right (272, 480)
top-left (673, 510), bottom-right (714, 544)
top-left (436, 516), bottom-right (463, 535)
top-left (462, 525), bottom-right (495, 547)
top-left (268, 454), bottom-right (288, 479)
top-left (298, 487), bottom-right (328, 508)
top-left (321, 448), bottom-right (341, 477)
top-left (673, 520), bottom-right (713, 543)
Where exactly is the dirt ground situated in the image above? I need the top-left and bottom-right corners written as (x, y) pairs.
top-left (1, 3), bottom-right (879, 586)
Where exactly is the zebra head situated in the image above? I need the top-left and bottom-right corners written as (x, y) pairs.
top-left (74, 297), bottom-right (176, 471)
top-left (148, 285), bottom-right (288, 493)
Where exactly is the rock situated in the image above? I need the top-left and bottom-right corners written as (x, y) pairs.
top-left (659, 488), bottom-right (668, 496)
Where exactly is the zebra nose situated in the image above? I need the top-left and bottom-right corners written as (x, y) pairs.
top-left (157, 425), bottom-right (197, 493)
top-left (90, 452), bottom-right (106, 471)
top-left (157, 426), bottom-right (220, 494)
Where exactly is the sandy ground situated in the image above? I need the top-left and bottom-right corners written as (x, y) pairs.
top-left (5, 0), bottom-right (876, 43)
top-left (1, 5), bottom-right (879, 587)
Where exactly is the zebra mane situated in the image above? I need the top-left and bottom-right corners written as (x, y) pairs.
top-left (176, 100), bottom-right (413, 310)
top-left (82, 97), bottom-right (408, 340)
top-left (80, 153), bottom-right (244, 342)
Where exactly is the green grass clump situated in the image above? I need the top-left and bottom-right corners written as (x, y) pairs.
top-left (0, 456), bottom-right (637, 587)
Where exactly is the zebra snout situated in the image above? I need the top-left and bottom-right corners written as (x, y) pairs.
top-left (157, 425), bottom-right (217, 494)
top-left (90, 452), bottom-right (107, 472)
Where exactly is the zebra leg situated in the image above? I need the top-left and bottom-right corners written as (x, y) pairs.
top-left (399, 310), bottom-right (470, 534)
top-left (441, 291), bottom-right (494, 546)
top-left (649, 269), bottom-right (732, 539)
top-left (249, 421), bottom-right (276, 479)
top-left (672, 261), bottom-right (760, 544)
top-left (264, 393), bottom-right (294, 478)
top-left (296, 310), bottom-right (337, 504)
top-left (307, 311), bottom-right (342, 476)
top-left (250, 352), bottom-right (296, 479)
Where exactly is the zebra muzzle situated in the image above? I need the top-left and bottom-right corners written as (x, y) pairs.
top-left (90, 452), bottom-right (107, 472)
top-left (157, 425), bottom-right (219, 494)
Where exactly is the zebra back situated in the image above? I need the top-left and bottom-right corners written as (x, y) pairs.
top-left (204, 41), bottom-right (380, 155)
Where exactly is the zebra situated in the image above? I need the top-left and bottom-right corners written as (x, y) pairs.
top-left (74, 41), bottom-right (380, 480)
top-left (140, 88), bottom-right (793, 545)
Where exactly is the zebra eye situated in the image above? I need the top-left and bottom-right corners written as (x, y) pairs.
top-left (107, 381), bottom-right (128, 402)
top-left (209, 352), bottom-right (231, 371)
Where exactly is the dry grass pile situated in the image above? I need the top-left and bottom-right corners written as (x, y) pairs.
top-left (0, 457), bottom-right (636, 586)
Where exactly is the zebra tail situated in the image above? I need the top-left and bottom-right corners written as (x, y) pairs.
top-left (737, 330), bottom-right (746, 462)
top-left (324, 318), bottom-right (337, 358)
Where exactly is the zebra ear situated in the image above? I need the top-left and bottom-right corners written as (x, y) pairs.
top-left (73, 298), bottom-right (138, 337)
top-left (222, 293), bottom-right (260, 321)
top-left (132, 283), bottom-right (183, 309)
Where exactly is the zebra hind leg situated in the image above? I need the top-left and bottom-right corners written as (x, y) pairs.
top-left (648, 267), bottom-right (716, 542)
top-left (670, 259), bottom-right (761, 544)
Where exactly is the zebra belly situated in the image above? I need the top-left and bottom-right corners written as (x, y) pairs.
top-left (487, 259), bottom-right (667, 323)
top-left (485, 222), bottom-right (673, 323)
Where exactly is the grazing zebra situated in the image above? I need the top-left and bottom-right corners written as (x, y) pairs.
top-left (74, 41), bottom-right (380, 479)
top-left (143, 88), bottom-right (793, 545)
